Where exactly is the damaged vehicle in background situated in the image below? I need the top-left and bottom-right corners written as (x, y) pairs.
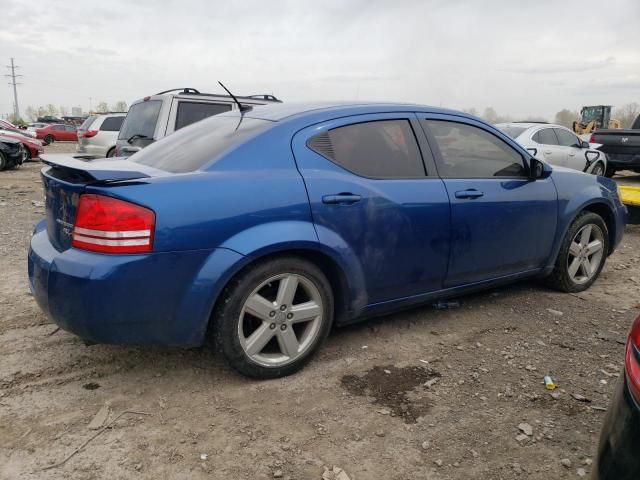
top-left (0, 136), bottom-right (25, 170)
top-left (497, 122), bottom-right (607, 176)
top-left (0, 130), bottom-right (44, 162)
top-left (29, 103), bottom-right (626, 379)
top-left (115, 86), bottom-right (281, 157)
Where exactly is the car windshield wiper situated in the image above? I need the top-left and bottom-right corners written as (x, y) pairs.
top-left (127, 134), bottom-right (148, 144)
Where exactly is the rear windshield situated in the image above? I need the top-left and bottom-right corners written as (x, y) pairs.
top-left (118, 100), bottom-right (162, 141)
top-left (79, 115), bottom-right (97, 130)
top-left (130, 115), bottom-right (271, 173)
top-left (497, 125), bottom-right (527, 139)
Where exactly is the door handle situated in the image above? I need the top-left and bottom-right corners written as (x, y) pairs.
top-left (454, 189), bottom-right (484, 199)
top-left (544, 151), bottom-right (552, 155)
top-left (569, 152), bottom-right (576, 157)
top-left (322, 193), bottom-right (362, 205)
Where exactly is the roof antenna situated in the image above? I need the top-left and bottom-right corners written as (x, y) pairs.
top-left (218, 81), bottom-right (251, 113)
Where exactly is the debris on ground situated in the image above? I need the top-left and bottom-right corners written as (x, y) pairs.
top-left (87, 404), bottom-right (110, 430)
top-left (432, 300), bottom-right (460, 310)
top-left (322, 466), bottom-right (351, 480)
top-left (517, 423), bottom-right (533, 436)
top-left (570, 393), bottom-right (592, 403)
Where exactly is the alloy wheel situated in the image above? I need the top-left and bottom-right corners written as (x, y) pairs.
top-left (567, 224), bottom-right (605, 284)
top-left (238, 273), bottom-right (324, 367)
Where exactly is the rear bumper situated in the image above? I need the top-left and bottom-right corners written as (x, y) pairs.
top-left (593, 376), bottom-right (640, 480)
top-left (28, 223), bottom-right (244, 347)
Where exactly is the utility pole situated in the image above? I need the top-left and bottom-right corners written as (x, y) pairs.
top-left (5, 58), bottom-right (23, 120)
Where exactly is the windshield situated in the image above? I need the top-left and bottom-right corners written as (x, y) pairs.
top-left (497, 125), bottom-right (527, 139)
top-left (118, 100), bottom-right (162, 140)
top-left (130, 115), bottom-right (271, 173)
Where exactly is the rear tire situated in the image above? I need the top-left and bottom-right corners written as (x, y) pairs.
top-left (545, 212), bottom-right (609, 293)
top-left (213, 257), bottom-right (334, 379)
top-left (106, 147), bottom-right (117, 158)
top-left (0, 152), bottom-right (6, 171)
top-left (44, 135), bottom-right (54, 145)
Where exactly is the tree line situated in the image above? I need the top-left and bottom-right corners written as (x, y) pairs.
top-left (463, 103), bottom-right (639, 128)
top-left (21, 101), bottom-right (128, 121)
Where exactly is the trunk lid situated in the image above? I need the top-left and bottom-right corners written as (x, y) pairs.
top-left (40, 154), bottom-right (166, 251)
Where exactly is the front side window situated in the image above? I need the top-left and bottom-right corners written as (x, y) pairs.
top-left (533, 128), bottom-right (558, 145)
top-left (308, 119), bottom-right (425, 178)
top-left (554, 128), bottom-right (580, 148)
top-left (423, 120), bottom-right (526, 178)
top-left (53, 125), bottom-right (64, 131)
top-left (175, 102), bottom-right (232, 131)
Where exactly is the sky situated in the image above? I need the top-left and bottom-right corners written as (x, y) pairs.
top-left (1, 0), bottom-right (639, 120)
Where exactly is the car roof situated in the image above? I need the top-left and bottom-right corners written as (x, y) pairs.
top-left (219, 101), bottom-right (466, 123)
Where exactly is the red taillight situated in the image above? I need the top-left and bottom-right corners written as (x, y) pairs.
top-left (81, 130), bottom-right (98, 138)
top-left (625, 315), bottom-right (640, 402)
top-left (72, 194), bottom-right (155, 254)
top-left (588, 134), bottom-right (595, 144)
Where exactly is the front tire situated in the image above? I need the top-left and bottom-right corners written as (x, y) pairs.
top-left (0, 152), bottom-right (6, 171)
top-left (591, 162), bottom-right (605, 176)
top-left (213, 257), bottom-right (334, 379)
top-left (546, 212), bottom-right (609, 293)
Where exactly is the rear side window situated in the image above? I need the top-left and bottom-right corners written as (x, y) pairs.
top-left (533, 128), bottom-right (558, 145)
top-left (119, 100), bottom-right (162, 140)
top-left (308, 120), bottom-right (425, 178)
top-left (554, 128), bottom-right (580, 147)
top-left (100, 116), bottom-right (124, 131)
top-left (79, 115), bottom-right (97, 130)
top-left (131, 116), bottom-right (271, 173)
top-left (65, 125), bottom-right (76, 132)
top-left (175, 102), bottom-right (232, 131)
top-left (423, 120), bottom-right (526, 178)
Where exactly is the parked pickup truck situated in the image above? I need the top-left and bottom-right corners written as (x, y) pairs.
top-left (591, 115), bottom-right (640, 177)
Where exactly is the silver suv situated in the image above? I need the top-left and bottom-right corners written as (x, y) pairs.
top-left (77, 113), bottom-right (126, 158)
top-left (115, 87), bottom-right (281, 157)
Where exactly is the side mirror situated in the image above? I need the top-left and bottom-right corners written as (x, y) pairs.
top-left (529, 157), bottom-right (551, 180)
top-left (526, 147), bottom-right (538, 157)
top-left (581, 140), bottom-right (590, 148)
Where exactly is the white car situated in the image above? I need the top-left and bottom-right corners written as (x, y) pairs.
top-left (496, 122), bottom-right (606, 176)
top-left (26, 122), bottom-right (49, 133)
top-left (76, 113), bottom-right (126, 158)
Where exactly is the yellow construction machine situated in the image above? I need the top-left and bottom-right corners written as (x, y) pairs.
top-left (572, 105), bottom-right (621, 135)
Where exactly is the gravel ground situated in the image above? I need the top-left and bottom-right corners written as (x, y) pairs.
top-left (1, 143), bottom-right (640, 479)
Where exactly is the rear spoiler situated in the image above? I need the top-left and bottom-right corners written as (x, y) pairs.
top-left (40, 154), bottom-right (156, 182)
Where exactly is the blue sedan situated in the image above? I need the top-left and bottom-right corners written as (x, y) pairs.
top-left (28, 103), bottom-right (627, 378)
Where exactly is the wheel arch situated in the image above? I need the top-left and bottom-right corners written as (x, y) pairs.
top-left (546, 199), bottom-right (617, 274)
top-left (204, 246), bottom-right (356, 341)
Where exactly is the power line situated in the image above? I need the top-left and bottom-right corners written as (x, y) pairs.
top-left (5, 58), bottom-right (23, 120)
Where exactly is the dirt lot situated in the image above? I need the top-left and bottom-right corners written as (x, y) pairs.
top-left (2, 143), bottom-right (640, 479)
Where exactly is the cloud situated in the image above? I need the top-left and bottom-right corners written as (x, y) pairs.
top-left (1, 0), bottom-right (639, 120)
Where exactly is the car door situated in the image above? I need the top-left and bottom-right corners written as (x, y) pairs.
top-left (420, 115), bottom-right (557, 287)
top-left (554, 127), bottom-right (587, 171)
top-left (52, 125), bottom-right (65, 140)
top-left (64, 125), bottom-right (77, 141)
top-left (292, 113), bottom-right (451, 305)
top-left (533, 128), bottom-right (567, 167)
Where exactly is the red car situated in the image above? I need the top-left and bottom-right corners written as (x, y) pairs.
top-left (35, 124), bottom-right (78, 144)
top-left (0, 132), bottom-right (44, 161)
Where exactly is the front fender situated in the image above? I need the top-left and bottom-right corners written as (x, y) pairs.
top-left (545, 173), bottom-right (622, 271)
